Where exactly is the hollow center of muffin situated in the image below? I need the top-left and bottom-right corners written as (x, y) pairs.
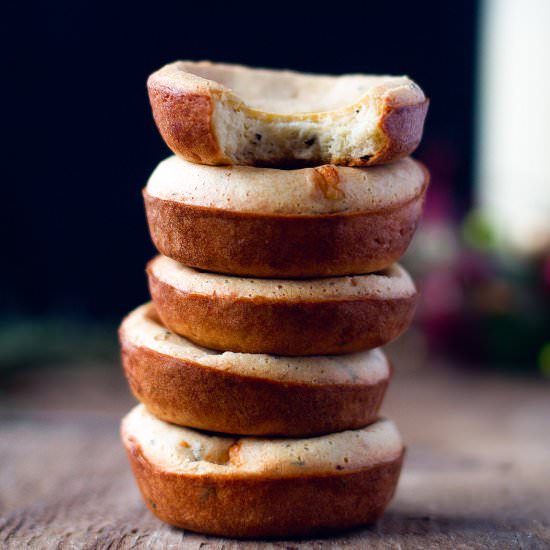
top-left (183, 63), bottom-right (378, 114)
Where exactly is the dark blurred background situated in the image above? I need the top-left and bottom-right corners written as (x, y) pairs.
top-left (2, 1), bottom-right (550, 376)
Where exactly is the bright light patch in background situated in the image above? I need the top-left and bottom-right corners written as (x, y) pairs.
top-left (477, 0), bottom-right (550, 256)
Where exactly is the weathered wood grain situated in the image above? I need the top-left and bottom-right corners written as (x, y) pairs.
top-left (1, 363), bottom-right (550, 549)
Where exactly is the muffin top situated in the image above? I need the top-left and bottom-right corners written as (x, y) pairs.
top-left (146, 155), bottom-right (427, 215)
top-left (120, 303), bottom-right (391, 385)
top-left (122, 404), bottom-right (403, 476)
top-left (149, 256), bottom-right (416, 302)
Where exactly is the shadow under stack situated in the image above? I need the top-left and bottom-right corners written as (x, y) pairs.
top-left (119, 61), bottom-right (429, 538)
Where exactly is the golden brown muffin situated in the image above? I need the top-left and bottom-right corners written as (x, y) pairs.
top-left (122, 404), bottom-right (404, 538)
top-left (143, 156), bottom-right (429, 278)
top-left (148, 61), bottom-right (428, 167)
top-left (147, 257), bottom-right (417, 356)
top-left (120, 303), bottom-right (391, 436)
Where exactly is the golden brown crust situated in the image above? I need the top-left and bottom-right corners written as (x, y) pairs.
top-left (357, 99), bottom-right (431, 167)
top-left (147, 80), bottom-right (229, 164)
top-left (143, 178), bottom-right (427, 278)
top-left (147, 265), bottom-right (417, 355)
top-left (120, 334), bottom-right (390, 436)
top-left (123, 433), bottom-right (404, 538)
top-left (147, 63), bottom-right (427, 168)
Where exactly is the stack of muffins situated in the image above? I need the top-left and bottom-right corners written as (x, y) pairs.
top-left (120, 61), bottom-right (429, 538)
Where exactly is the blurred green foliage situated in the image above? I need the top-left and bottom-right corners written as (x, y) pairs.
top-left (0, 317), bottom-right (118, 377)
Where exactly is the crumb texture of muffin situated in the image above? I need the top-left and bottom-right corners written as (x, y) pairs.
top-left (148, 61), bottom-right (428, 167)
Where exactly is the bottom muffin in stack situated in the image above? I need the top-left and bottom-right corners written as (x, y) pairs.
top-left (122, 405), bottom-right (404, 538)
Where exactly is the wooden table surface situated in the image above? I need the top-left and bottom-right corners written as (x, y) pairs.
top-left (1, 357), bottom-right (550, 549)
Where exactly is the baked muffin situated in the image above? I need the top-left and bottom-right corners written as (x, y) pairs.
top-left (147, 256), bottom-right (417, 355)
top-left (148, 61), bottom-right (428, 167)
top-left (144, 156), bottom-right (428, 278)
top-left (122, 404), bottom-right (404, 537)
top-left (120, 303), bottom-right (390, 436)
